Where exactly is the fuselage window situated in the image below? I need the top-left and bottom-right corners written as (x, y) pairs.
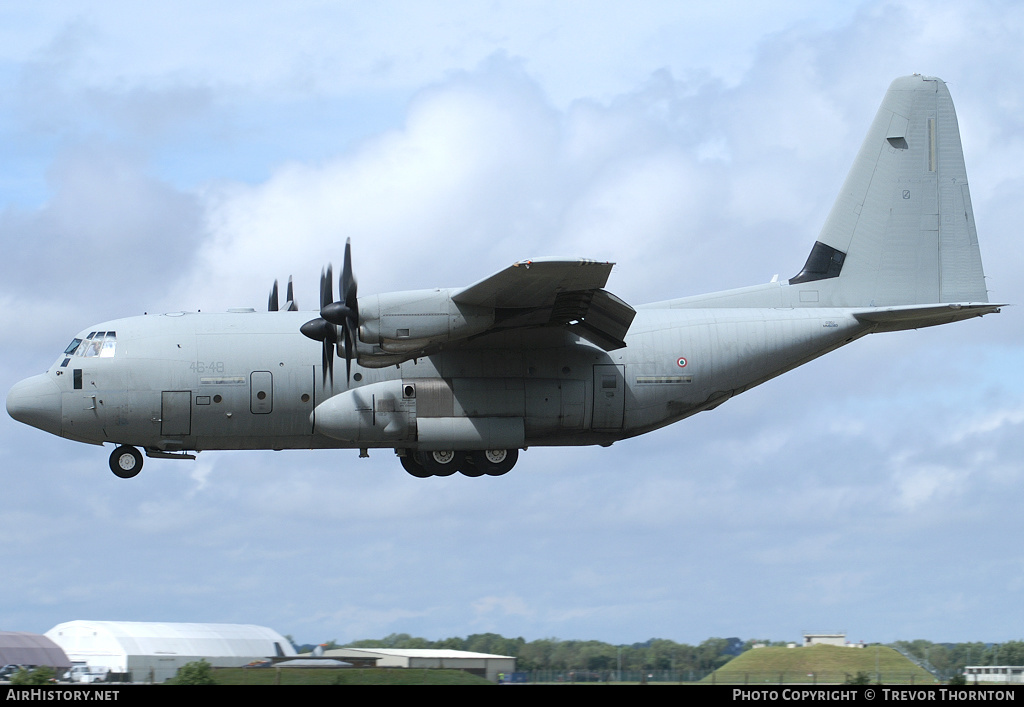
top-left (64, 338), bottom-right (82, 356)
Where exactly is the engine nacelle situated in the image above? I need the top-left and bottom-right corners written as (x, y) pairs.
top-left (313, 380), bottom-right (415, 443)
top-left (314, 376), bottom-right (582, 448)
top-left (358, 289), bottom-right (493, 353)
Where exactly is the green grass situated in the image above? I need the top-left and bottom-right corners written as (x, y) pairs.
top-left (203, 667), bottom-right (493, 685)
top-left (703, 645), bottom-right (938, 685)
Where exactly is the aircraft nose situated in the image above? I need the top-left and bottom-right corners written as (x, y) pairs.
top-left (6, 374), bottom-right (63, 437)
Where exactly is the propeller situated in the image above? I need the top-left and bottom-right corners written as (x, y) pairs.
top-left (322, 239), bottom-right (359, 383)
top-left (300, 240), bottom-right (359, 386)
top-left (268, 276), bottom-right (298, 311)
top-left (301, 266), bottom-right (340, 385)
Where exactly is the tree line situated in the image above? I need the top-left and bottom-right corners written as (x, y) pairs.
top-left (893, 640), bottom-right (1024, 677)
top-left (299, 633), bottom-right (781, 672)
top-left (292, 634), bottom-right (1024, 676)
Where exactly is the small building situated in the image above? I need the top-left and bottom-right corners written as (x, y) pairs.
top-left (325, 648), bottom-right (515, 682)
top-left (46, 620), bottom-right (296, 683)
top-left (964, 666), bottom-right (1024, 684)
top-left (803, 632), bottom-right (846, 647)
top-left (0, 631), bottom-right (71, 673)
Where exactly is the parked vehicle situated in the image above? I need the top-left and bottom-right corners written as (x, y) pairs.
top-left (63, 665), bottom-right (109, 684)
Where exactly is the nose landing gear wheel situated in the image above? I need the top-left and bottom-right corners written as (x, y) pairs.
top-left (109, 446), bottom-right (143, 478)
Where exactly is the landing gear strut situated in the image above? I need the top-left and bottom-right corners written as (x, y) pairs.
top-left (109, 445), bottom-right (143, 478)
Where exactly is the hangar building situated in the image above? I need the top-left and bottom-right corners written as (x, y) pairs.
top-left (0, 631), bottom-right (71, 672)
top-left (325, 647), bottom-right (515, 682)
top-left (45, 620), bottom-right (295, 683)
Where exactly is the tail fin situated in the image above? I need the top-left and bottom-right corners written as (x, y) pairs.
top-left (791, 75), bottom-right (988, 307)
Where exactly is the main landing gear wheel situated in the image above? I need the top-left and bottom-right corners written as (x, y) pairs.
top-left (400, 454), bottom-right (432, 478)
top-left (109, 445), bottom-right (143, 478)
top-left (470, 449), bottom-right (518, 476)
top-left (418, 450), bottom-right (459, 477)
top-left (459, 458), bottom-right (486, 478)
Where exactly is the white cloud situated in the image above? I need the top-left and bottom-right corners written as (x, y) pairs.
top-left (948, 407), bottom-right (1024, 444)
top-left (890, 461), bottom-right (965, 512)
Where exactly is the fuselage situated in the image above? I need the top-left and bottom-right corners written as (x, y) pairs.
top-left (8, 305), bottom-right (870, 456)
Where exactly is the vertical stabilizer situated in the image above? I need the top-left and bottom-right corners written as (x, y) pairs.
top-left (793, 75), bottom-right (988, 306)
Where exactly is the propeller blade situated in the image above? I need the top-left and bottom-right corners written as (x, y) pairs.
top-left (341, 239), bottom-right (357, 304)
top-left (322, 264), bottom-right (334, 311)
top-left (285, 276), bottom-right (297, 311)
top-left (341, 319), bottom-right (352, 383)
top-left (338, 239), bottom-right (359, 385)
top-left (268, 280), bottom-right (279, 312)
top-left (323, 338), bottom-right (333, 387)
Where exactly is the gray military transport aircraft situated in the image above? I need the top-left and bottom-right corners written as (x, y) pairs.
top-left (6, 75), bottom-right (1002, 479)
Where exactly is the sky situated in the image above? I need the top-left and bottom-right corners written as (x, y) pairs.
top-left (2, 0), bottom-right (1023, 649)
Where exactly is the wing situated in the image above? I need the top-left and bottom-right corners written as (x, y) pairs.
top-left (452, 257), bottom-right (636, 350)
top-left (454, 257), bottom-right (615, 307)
top-left (353, 257), bottom-right (637, 369)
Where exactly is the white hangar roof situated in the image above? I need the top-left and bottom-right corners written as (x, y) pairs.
top-left (45, 620), bottom-right (296, 661)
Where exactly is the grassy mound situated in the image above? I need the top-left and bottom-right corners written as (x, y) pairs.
top-left (705, 645), bottom-right (937, 685)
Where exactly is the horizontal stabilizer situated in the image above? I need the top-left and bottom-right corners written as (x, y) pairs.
top-left (853, 302), bottom-right (1003, 331)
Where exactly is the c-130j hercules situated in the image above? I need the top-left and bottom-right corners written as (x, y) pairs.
top-left (6, 75), bottom-right (1001, 479)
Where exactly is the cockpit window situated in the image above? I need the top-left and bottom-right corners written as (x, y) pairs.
top-left (100, 332), bottom-right (116, 357)
top-left (76, 331), bottom-right (116, 358)
top-left (64, 338), bottom-right (82, 355)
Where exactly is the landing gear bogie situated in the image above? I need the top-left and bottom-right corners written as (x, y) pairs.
top-left (399, 449), bottom-right (519, 478)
